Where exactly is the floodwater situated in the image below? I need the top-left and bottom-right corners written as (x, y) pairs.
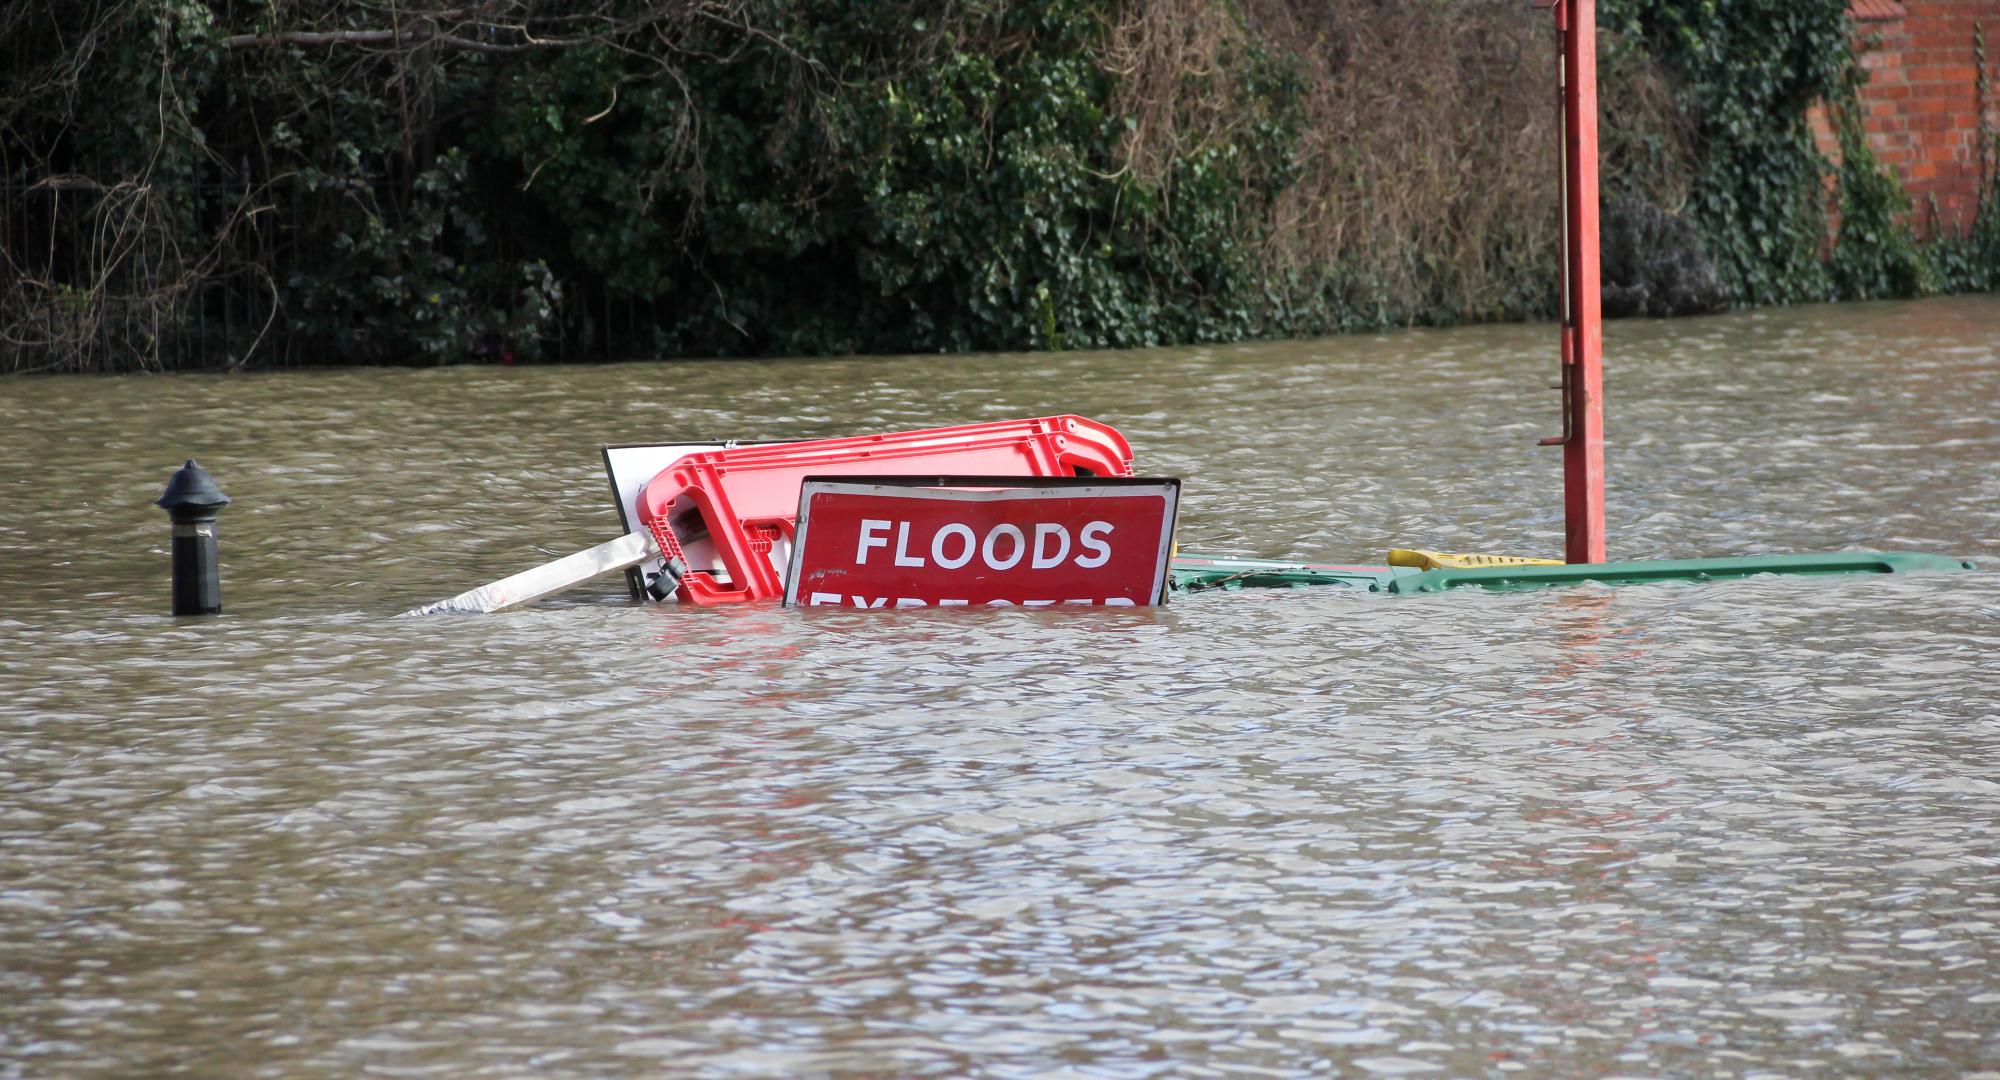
top-left (3, 296), bottom-right (1998, 1077)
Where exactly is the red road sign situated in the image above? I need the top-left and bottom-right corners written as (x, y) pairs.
top-left (783, 476), bottom-right (1179, 609)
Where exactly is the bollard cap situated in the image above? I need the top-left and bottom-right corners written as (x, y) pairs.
top-left (156, 459), bottom-right (231, 519)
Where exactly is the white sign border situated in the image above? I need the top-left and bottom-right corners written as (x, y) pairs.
top-left (782, 477), bottom-right (1181, 609)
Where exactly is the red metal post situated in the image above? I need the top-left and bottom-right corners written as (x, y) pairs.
top-left (1556, 0), bottom-right (1606, 563)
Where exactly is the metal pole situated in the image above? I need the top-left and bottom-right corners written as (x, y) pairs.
top-left (1557, 0), bottom-right (1606, 563)
top-left (156, 460), bottom-right (231, 615)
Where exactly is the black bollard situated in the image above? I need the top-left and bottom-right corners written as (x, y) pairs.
top-left (156, 460), bottom-right (231, 616)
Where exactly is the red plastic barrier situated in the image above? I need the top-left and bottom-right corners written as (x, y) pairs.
top-left (635, 416), bottom-right (1135, 604)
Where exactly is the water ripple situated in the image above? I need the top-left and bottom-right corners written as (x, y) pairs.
top-left (2, 297), bottom-right (1998, 1076)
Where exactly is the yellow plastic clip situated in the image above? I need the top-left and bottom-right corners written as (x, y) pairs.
top-left (1388, 548), bottom-right (1565, 570)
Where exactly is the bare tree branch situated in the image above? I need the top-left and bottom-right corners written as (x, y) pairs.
top-left (217, 27), bottom-right (589, 53)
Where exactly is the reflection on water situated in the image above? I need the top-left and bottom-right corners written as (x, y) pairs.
top-left (3, 296), bottom-right (1998, 1076)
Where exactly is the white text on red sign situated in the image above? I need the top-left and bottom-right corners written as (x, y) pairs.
top-left (852, 519), bottom-right (1114, 571)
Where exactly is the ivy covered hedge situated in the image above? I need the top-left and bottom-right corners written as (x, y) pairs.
top-left (1, 0), bottom-right (1992, 372)
top-left (1602, 0), bottom-right (1998, 306)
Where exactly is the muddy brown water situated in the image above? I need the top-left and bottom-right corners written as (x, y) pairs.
top-left (3, 297), bottom-right (1998, 1076)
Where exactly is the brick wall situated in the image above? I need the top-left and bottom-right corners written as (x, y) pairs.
top-left (1810, 0), bottom-right (2000, 238)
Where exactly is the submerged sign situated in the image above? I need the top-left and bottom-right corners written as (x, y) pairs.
top-left (783, 477), bottom-right (1179, 609)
